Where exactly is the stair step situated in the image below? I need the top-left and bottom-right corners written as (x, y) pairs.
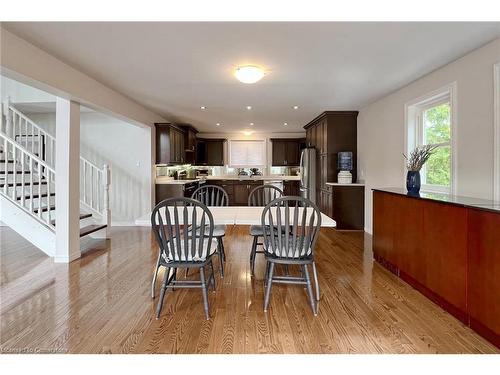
top-left (51, 213), bottom-right (93, 226)
top-left (80, 224), bottom-right (107, 237)
top-left (0, 181), bottom-right (47, 188)
top-left (0, 170), bottom-right (31, 174)
top-left (33, 204), bottom-right (56, 213)
top-left (16, 192), bottom-right (56, 200)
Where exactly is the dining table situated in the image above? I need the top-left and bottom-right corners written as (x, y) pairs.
top-left (134, 206), bottom-right (337, 227)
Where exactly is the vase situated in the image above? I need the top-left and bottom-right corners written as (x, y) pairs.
top-left (406, 171), bottom-right (421, 194)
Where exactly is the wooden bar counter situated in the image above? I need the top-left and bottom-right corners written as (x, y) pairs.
top-left (372, 188), bottom-right (500, 348)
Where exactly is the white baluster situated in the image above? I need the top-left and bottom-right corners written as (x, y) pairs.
top-left (29, 157), bottom-right (34, 213)
top-left (21, 149), bottom-right (25, 207)
top-left (5, 98), bottom-right (12, 137)
top-left (102, 164), bottom-right (111, 227)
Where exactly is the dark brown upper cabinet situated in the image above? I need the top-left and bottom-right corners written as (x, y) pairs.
top-left (270, 138), bottom-right (305, 166)
top-left (155, 123), bottom-right (187, 164)
top-left (182, 125), bottom-right (198, 164)
top-left (196, 138), bottom-right (226, 166)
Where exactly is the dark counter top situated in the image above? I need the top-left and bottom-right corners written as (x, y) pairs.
top-left (373, 187), bottom-right (500, 213)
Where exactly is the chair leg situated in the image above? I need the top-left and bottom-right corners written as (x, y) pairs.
top-left (156, 267), bottom-right (170, 319)
top-left (171, 268), bottom-right (178, 291)
top-left (151, 252), bottom-right (161, 298)
top-left (199, 266), bottom-right (210, 320)
top-left (209, 259), bottom-right (216, 291)
top-left (217, 237), bottom-right (225, 278)
top-left (264, 261), bottom-right (270, 287)
top-left (303, 264), bottom-right (317, 316)
top-left (250, 235), bottom-right (258, 276)
top-left (263, 262), bottom-right (275, 312)
top-left (220, 237), bottom-right (226, 261)
top-left (312, 261), bottom-right (320, 301)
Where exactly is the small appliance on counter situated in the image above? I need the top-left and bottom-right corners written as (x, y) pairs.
top-left (249, 168), bottom-right (262, 176)
top-left (237, 168), bottom-right (249, 176)
top-left (337, 151), bottom-right (353, 184)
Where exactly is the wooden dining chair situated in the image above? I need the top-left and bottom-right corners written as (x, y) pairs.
top-left (151, 197), bottom-right (217, 320)
top-left (191, 184), bottom-right (229, 277)
top-left (260, 196), bottom-right (322, 315)
top-left (248, 184), bottom-right (283, 276)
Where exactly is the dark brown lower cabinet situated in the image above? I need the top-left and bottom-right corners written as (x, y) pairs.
top-left (467, 209), bottom-right (500, 345)
top-left (330, 185), bottom-right (364, 230)
top-left (233, 181), bottom-right (262, 206)
top-left (155, 181), bottom-right (199, 204)
top-left (283, 180), bottom-right (300, 196)
top-left (372, 190), bottom-right (500, 348)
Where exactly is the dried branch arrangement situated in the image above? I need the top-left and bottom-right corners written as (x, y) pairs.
top-left (404, 145), bottom-right (439, 171)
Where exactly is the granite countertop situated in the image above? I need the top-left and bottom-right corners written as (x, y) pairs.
top-left (326, 182), bottom-right (365, 186)
top-left (156, 175), bottom-right (301, 184)
top-left (204, 175), bottom-right (301, 181)
top-left (373, 187), bottom-right (500, 213)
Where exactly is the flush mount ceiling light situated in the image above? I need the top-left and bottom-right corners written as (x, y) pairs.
top-left (250, 122), bottom-right (254, 126)
top-left (234, 65), bottom-right (265, 84)
top-left (284, 122), bottom-right (288, 126)
top-left (216, 123), bottom-right (221, 126)
top-left (200, 106), bottom-right (206, 110)
top-left (293, 105), bottom-right (299, 110)
top-left (246, 105), bottom-right (252, 110)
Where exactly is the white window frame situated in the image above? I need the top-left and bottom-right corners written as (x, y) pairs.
top-left (494, 62), bottom-right (500, 202)
top-left (404, 82), bottom-right (457, 194)
top-left (228, 139), bottom-right (266, 168)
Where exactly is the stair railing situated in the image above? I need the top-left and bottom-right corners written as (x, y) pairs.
top-left (0, 131), bottom-right (56, 231)
top-left (3, 97), bottom-right (56, 168)
top-left (80, 157), bottom-right (110, 226)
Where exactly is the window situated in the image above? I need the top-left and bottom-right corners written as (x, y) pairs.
top-left (228, 140), bottom-right (265, 167)
top-left (406, 84), bottom-right (456, 193)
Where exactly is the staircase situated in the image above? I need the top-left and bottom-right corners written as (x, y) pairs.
top-left (0, 99), bottom-right (110, 258)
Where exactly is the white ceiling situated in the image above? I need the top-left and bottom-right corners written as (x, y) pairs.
top-left (3, 22), bottom-right (500, 133)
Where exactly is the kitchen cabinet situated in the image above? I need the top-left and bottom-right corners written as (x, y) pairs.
top-left (283, 180), bottom-right (300, 196)
top-left (372, 188), bottom-right (500, 347)
top-left (183, 125), bottom-right (198, 164)
top-left (155, 181), bottom-right (199, 204)
top-left (233, 180), bottom-right (263, 206)
top-left (271, 138), bottom-right (305, 166)
top-left (303, 111), bottom-right (358, 221)
top-left (196, 139), bottom-right (226, 166)
top-left (330, 185), bottom-right (365, 229)
top-left (155, 123), bottom-right (186, 164)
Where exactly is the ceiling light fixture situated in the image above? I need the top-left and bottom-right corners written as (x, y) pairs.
top-left (250, 122), bottom-right (254, 126)
top-left (284, 122), bottom-right (288, 126)
top-left (293, 105), bottom-right (299, 109)
top-left (216, 123), bottom-right (221, 126)
top-left (200, 106), bottom-right (206, 110)
top-left (246, 105), bottom-right (252, 110)
top-left (234, 65), bottom-right (265, 84)
top-left (243, 130), bottom-right (254, 136)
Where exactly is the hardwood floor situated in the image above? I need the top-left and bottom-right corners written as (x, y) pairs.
top-left (0, 225), bottom-right (497, 354)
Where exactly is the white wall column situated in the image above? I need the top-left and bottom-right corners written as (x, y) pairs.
top-left (55, 98), bottom-right (81, 263)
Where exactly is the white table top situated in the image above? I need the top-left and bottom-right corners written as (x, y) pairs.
top-left (135, 206), bottom-right (336, 227)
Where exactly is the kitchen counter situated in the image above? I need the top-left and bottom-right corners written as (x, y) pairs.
top-left (205, 175), bottom-right (301, 181)
top-left (155, 178), bottom-right (200, 185)
top-left (326, 182), bottom-right (365, 187)
top-left (373, 187), bottom-right (500, 213)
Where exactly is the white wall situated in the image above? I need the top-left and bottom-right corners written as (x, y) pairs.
top-left (1, 75), bottom-right (55, 103)
top-left (358, 38), bottom-right (500, 233)
top-left (197, 131), bottom-right (305, 174)
top-left (28, 112), bottom-right (152, 225)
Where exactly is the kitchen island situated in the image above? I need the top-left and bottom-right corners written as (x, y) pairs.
top-left (372, 188), bottom-right (500, 348)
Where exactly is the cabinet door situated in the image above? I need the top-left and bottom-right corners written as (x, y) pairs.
top-left (285, 141), bottom-right (300, 166)
top-left (319, 154), bottom-right (328, 190)
top-left (372, 191), bottom-right (395, 265)
top-left (467, 209), bottom-right (500, 341)
top-left (272, 140), bottom-right (286, 166)
top-left (233, 183), bottom-right (249, 206)
top-left (422, 201), bottom-right (467, 315)
top-left (206, 140), bottom-right (224, 166)
top-left (177, 130), bottom-right (185, 163)
top-left (196, 140), bottom-right (207, 165)
top-left (155, 125), bottom-right (171, 164)
top-left (169, 129), bottom-right (178, 162)
top-left (283, 180), bottom-right (299, 196)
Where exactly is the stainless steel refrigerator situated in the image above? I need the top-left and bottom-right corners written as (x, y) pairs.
top-left (299, 147), bottom-right (316, 203)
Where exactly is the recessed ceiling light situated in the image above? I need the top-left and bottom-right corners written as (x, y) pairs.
top-left (246, 106), bottom-right (252, 110)
top-left (200, 106), bottom-right (206, 110)
top-left (293, 105), bottom-right (299, 110)
top-left (216, 123), bottom-right (221, 126)
top-left (284, 122), bottom-right (288, 126)
top-left (250, 122), bottom-right (254, 126)
top-left (234, 65), bottom-right (265, 84)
